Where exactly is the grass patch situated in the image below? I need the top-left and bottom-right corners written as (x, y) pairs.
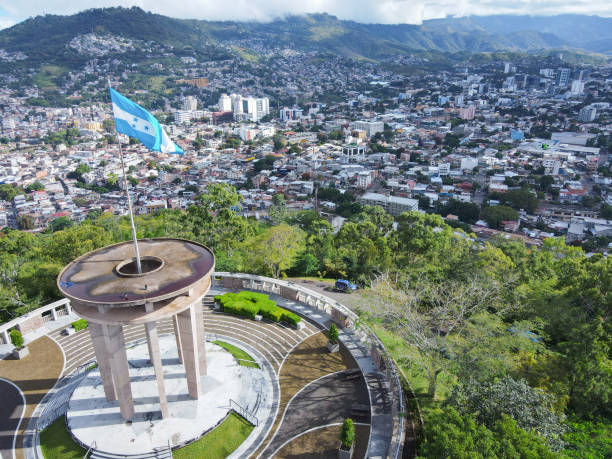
top-left (230, 46), bottom-right (260, 63)
top-left (293, 276), bottom-right (336, 284)
top-left (369, 323), bottom-right (454, 420)
top-left (213, 340), bottom-right (260, 368)
top-left (173, 412), bottom-right (254, 459)
top-left (40, 418), bottom-right (86, 459)
top-left (32, 65), bottom-right (66, 90)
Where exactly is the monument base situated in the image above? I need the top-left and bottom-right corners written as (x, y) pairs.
top-left (67, 336), bottom-right (264, 454)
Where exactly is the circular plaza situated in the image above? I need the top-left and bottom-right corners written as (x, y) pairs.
top-left (0, 245), bottom-right (407, 459)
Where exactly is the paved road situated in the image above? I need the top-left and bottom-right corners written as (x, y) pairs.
top-left (0, 378), bottom-right (24, 459)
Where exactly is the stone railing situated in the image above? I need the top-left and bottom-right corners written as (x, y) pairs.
top-left (212, 272), bottom-right (406, 459)
top-left (0, 298), bottom-right (72, 345)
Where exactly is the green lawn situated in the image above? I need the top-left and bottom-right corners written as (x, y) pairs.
top-left (369, 323), bottom-right (454, 420)
top-left (173, 412), bottom-right (254, 459)
top-left (32, 65), bottom-right (66, 90)
top-left (40, 418), bottom-right (86, 459)
top-left (212, 340), bottom-right (260, 368)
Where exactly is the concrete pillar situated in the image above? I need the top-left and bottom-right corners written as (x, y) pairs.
top-left (172, 315), bottom-right (183, 364)
top-left (177, 304), bottom-right (201, 399)
top-left (194, 303), bottom-right (207, 377)
top-left (106, 324), bottom-right (134, 420)
top-left (250, 279), bottom-right (255, 289)
top-left (65, 301), bottom-right (71, 315)
top-left (50, 307), bottom-right (58, 321)
top-left (1, 330), bottom-right (9, 345)
top-left (144, 304), bottom-right (169, 419)
top-left (88, 322), bottom-right (116, 401)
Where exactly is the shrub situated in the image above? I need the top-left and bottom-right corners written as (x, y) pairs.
top-left (283, 311), bottom-right (302, 327)
top-left (215, 291), bottom-right (301, 325)
top-left (341, 418), bottom-right (355, 450)
top-left (10, 329), bottom-right (24, 348)
top-left (329, 323), bottom-right (339, 343)
top-left (72, 319), bottom-right (88, 332)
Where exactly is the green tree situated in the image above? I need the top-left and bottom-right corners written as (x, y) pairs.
top-left (48, 216), bottom-right (73, 232)
top-left (26, 181), bottom-right (44, 192)
top-left (560, 320), bottom-right (612, 418)
top-left (418, 407), bottom-right (560, 459)
top-left (0, 184), bottom-right (24, 201)
top-left (600, 203), bottom-right (612, 219)
top-left (482, 205), bottom-right (519, 229)
top-left (448, 376), bottom-right (566, 450)
top-left (250, 223), bottom-right (305, 278)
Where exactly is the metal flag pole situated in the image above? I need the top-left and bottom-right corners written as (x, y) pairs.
top-left (108, 79), bottom-right (142, 274)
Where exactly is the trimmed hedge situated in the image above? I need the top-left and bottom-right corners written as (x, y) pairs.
top-left (215, 291), bottom-right (301, 326)
top-left (72, 319), bottom-right (88, 332)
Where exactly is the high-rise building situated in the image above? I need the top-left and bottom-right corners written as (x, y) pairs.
top-left (218, 94), bottom-right (232, 112)
top-left (556, 68), bottom-right (571, 87)
top-left (578, 106), bottom-right (597, 122)
top-left (570, 80), bottom-right (585, 95)
top-left (183, 96), bottom-right (197, 111)
top-left (459, 105), bottom-right (476, 120)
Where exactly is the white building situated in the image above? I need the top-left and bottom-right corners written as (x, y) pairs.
top-left (183, 96), bottom-right (197, 111)
top-left (359, 192), bottom-right (418, 216)
top-left (218, 94), bottom-right (232, 112)
top-left (174, 111), bottom-right (191, 124)
top-left (570, 80), bottom-right (585, 95)
top-left (460, 157), bottom-right (479, 171)
top-left (353, 121), bottom-right (384, 138)
top-left (578, 106), bottom-right (597, 122)
top-left (543, 159), bottom-right (561, 176)
top-left (341, 143), bottom-right (366, 164)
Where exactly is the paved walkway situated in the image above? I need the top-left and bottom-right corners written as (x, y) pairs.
top-left (0, 378), bottom-right (24, 459)
top-left (0, 336), bottom-right (64, 459)
top-left (274, 424), bottom-right (370, 459)
top-left (261, 371), bottom-right (369, 458)
top-left (241, 287), bottom-right (392, 458)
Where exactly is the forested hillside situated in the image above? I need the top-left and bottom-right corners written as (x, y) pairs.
top-left (1, 7), bottom-right (612, 69)
top-left (0, 183), bottom-right (609, 457)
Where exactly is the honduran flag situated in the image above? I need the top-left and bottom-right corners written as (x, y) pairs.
top-left (110, 87), bottom-right (183, 154)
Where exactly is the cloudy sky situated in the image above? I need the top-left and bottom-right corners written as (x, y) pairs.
top-left (0, 0), bottom-right (611, 30)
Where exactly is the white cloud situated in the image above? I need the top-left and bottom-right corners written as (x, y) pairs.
top-left (0, 0), bottom-right (610, 26)
top-left (0, 16), bottom-right (16, 29)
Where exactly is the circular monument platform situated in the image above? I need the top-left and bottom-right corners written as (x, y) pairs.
top-left (67, 335), bottom-right (269, 454)
top-left (57, 238), bottom-right (215, 306)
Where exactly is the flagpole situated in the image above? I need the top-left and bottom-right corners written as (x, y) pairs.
top-left (108, 78), bottom-right (142, 275)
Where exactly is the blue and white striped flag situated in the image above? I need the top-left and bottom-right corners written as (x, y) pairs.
top-left (110, 87), bottom-right (183, 154)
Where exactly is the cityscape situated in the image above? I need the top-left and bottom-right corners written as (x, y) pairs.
top-left (0, 4), bottom-right (610, 459)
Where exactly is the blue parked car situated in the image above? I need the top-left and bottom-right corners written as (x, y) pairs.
top-left (334, 279), bottom-right (358, 293)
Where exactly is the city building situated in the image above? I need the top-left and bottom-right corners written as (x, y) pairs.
top-left (556, 68), bottom-right (571, 86)
top-left (174, 111), bottom-right (191, 124)
top-left (218, 94), bottom-right (232, 112)
top-left (353, 121), bottom-right (384, 138)
top-left (459, 105), bottom-right (476, 120)
top-left (183, 96), bottom-right (197, 111)
top-left (341, 143), bottom-right (366, 163)
top-left (578, 106), bottom-right (597, 122)
top-left (359, 192), bottom-right (418, 216)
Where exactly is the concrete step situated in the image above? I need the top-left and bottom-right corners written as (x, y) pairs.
top-left (90, 448), bottom-right (172, 459)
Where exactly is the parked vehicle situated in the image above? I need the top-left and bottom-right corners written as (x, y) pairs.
top-left (334, 279), bottom-right (358, 293)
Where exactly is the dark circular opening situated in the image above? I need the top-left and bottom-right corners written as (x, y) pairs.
top-left (116, 256), bottom-right (164, 277)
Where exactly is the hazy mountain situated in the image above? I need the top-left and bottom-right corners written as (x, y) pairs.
top-left (0, 7), bottom-right (610, 67)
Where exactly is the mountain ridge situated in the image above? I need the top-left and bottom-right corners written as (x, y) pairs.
top-left (0, 7), bottom-right (611, 66)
